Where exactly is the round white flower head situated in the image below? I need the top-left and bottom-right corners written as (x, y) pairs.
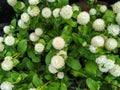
top-left (29, 32), bottom-right (39, 42)
top-left (35, 28), bottom-right (43, 36)
top-left (19, 2), bottom-right (25, 10)
top-left (116, 13), bottom-right (120, 25)
top-left (34, 43), bottom-right (44, 53)
top-left (89, 45), bottom-right (97, 53)
top-left (42, 7), bottom-right (52, 18)
top-left (21, 13), bottom-right (30, 23)
top-left (18, 19), bottom-right (28, 29)
top-left (109, 65), bottom-right (120, 77)
top-left (29, 88), bottom-right (37, 90)
top-left (52, 36), bottom-right (65, 50)
top-left (1, 59), bottom-right (14, 71)
top-left (47, 0), bottom-right (55, 3)
top-left (91, 35), bottom-right (105, 47)
top-left (27, 6), bottom-right (40, 17)
top-left (100, 5), bottom-right (107, 13)
top-left (104, 59), bottom-right (115, 70)
top-left (4, 56), bottom-right (12, 61)
top-left (107, 24), bottom-right (120, 36)
top-left (93, 18), bottom-right (105, 31)
top-left (0, 37), bottom-right (3, 43)
top-left (77, 11), bottom-right (90, 25)
top-left (3, 25), bottom-right (10, 34)
top-left (48, 64), bottom-right (58, 74)
top-left (57, 72), bottom-right (64, 79)
top-left (4, 35), bottom-right (15, 46)
top-left (28, 0), bottom-right (39, 5)
top-left (99, 64), bottom-right (109, 73)
top-left (96, 55), bottom-right (107, 65)
top-left (0, 43), bottom-right (4, 52)
top-left (0, 81), bottom-right (14, 90)
top-left (60, 5), bottom-right (73, 19)
top-left (51, 55), bottom-right (65, 69)
top-left (105, 38), bottom-right (117, 50)
top-left (53, 8), bottom-right (60, 18)
top-left (112, 1), bottom-right (120, 13)
top-left (72, 4), bottom-right (79, 11)
top-left (89, 8), bottom-right (96, 15)
top-left (7, 0), bottom-right (17, 7)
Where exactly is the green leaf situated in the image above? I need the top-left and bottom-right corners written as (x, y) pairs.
top-left (70, 70), bottom-right (87, 77)
top-left (11, 19), bottom-right (17, 27)
top-left (58, 0), bottom-right (68, 7)
top-left (17, 39), bottom-right (27, 56)
top-left (60, 83), bottom-right (67, 90)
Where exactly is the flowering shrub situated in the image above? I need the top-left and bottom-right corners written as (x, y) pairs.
top-left (1, 0), bottom-right (120, 90)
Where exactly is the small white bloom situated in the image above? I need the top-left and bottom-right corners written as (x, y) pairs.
top-left (109, 65), bottom-right (120, 77)
top-left (0, 81), bottom-right (14, 90)
top-left (72, 4), bottom-right (79, 11)
top-left (3, 25), bottom-right (10, 34)
top-left (4, 35), bottom-right (15, 46)
top-left (89, 8), bottom-right (96, 15)
top-left (19, 2), bottom-right (25, 10)
top-left (60, 5), bottom-right (73, 19)
top-left (0, 43), bottom-right (4, 52)
top-left (21, 13), bottom-right (30, 23)
top-left (42, 7), bottom-right (52, 18)
top-left (89, 45), bottom-right (97, 53)
top-left (51, 55), bottom-right (65, 69)
top-left (116, 13), bottom-right (120, 25)
top-left (77, 11), bottom-right (90, 25)
top-left (99, 64), bottom-right (109, 73)
top-left (91, 35), bottom-right (105, 47)
top-left (4, 56), bottom-right (12, 61)
top-left (112, 1), bottom-right (120, 13)
top-left (29, 32), bottom-right (39, 42)
top-left (93, 18), bottom-right (105, 31)
top-left (52, 36), bottom-right (65, 50)
top-left (35, 28), bottom-right (43, 36)
top-left (53, 8), bottom-right (60, 18)
top-left (0, 37), bottom-right (3, 42)
top-left (96, 55), bottom-right (107, 65)
top-left (29, 88), bottom-right (37, 90)
top-left (18, 19), bottom-right (28, 29)
top-left (47, 0), bottom-right (55, 3)
top-left (104, 59), bottom-right (115, 70)
top-left (82, 41), bottom-right (87, 47)
top-left (1, 59), bottom-right (14, 71)
top-left (57, 72), bottom-right (64, 79)
top-left (28, 0), bottom-right (39, 5)
top-left (27, 6), bottom-right (40, 17)
top-left (107, 24), bottom-right (120, 36)
top-left (7, 0), bottom-right (17, 7)
top-left (100, 5), bottom-right (107, 13)
top-left (34, 43), bottom-right (44, 53)
top-left (48, 64), bottom-right (58, 74)
top-left (105, 38), bottom-right (117, 50)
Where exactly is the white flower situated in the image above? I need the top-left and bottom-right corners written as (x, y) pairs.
top-left (27, 6), bottom-right (40, 17)
top-left (0, 43), bottom-right (4, 52)
top-left (82, 41), bottom-right (87, 47)
top-left (35, 28), bottom-right (43, 36)
top-left (116, 13), bottom-right (120, 25)
top-left (104, 59), bottom-right (115, 70)
top-left (19, 2), bottom-right (25, 10)
top-left (0, 81), bottom-right (14, 90)
top-left (77, 11), bottom-right (90, 25)
top-left (96, 55), bottom-right (107, 65)
top-left (29, 32), bottom-right (39, 42)
top-left (4, 56), bottom-right (12, 61)
top-left (3, 25), bottom-right (10, 34)
top-left (100, 5), bottom-right (107, 13)
top-left (0, 37), bottom-right (3, 42)
top-left (105, 38), bottom-right (117, 50)
top-left (29, 88), bottom-right (37, 90)
top-left (109, 65), bottom-right (120, 77)
top-left (89, 8), bottom-right (96, 15)
top-left (93, 18), bottom-right (105, 31)
top-left (53, 8), bottom-right (60, 18)
top-left (57, 72), bottom-right (64, 79)
top-left (4, 35), bottom-right (15, 46)
top-left (52, 36), bottom-right (65, 50)
top-left (51, 55), bottom-right (65, 69)
top-left (1, 59), bottom-right (14, 71)
top-left (48, 64), bottom-right (58, 74)
top-left (28, 0), bottom-right (39, 5)
top-left (47, 0), bottom-right (55, 3)
top-left (89, 45), bottom-right (97, 53)
top-left (7, 0), bottom-right (17, 7)
top-left (60, 5), bottom-right (73, 19)
top-left (91, 35), bottom-right (105, 47)
top-left (18, 19), bottom-right (28, 29)
top-left (99, 64), bottom-right (109, 73)
top-left (42, 7), bottom-right (52, 18)
top-left (107, 24), bottom-right (120, 36)
top-left (112, 1), bottom-right (120, 13)
top-left (21, 13), bottom-right (30, 23)
top-left (72, 4), bottom-right (79, 11)
top-left (34, 43), bottom-right (44, 53)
